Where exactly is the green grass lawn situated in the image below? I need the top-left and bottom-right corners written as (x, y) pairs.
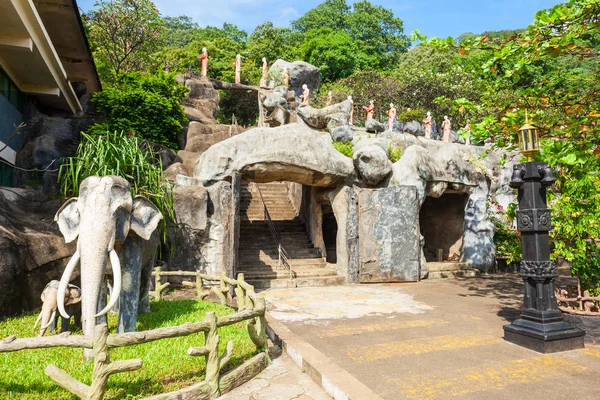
top-left (0, 300), bottom-right (258, 399)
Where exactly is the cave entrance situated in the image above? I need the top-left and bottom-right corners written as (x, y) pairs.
top-left (321, 203), bottom-right (338, 264)
top-left (419, 193), bottom-right (469, 262)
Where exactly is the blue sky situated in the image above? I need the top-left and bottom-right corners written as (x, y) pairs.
top-left (77, 0), bottom-right (565, 38)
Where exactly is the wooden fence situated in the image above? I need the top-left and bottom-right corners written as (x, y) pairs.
top-left (0, 272), bottom-right (268, 400)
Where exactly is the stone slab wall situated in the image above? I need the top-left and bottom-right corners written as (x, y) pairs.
top-left (357, 186), bottom-right (421, 283)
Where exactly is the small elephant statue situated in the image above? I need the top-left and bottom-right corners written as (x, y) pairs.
top-left (34, 280), bottom-right (82, 336)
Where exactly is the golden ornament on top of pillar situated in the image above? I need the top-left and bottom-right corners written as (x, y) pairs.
top-left (518, 110), bottom-right (540, 161)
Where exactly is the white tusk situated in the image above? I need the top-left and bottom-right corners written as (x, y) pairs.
top-left (33, 311), bottom-right (43, 330)
top-left (57, 251), bottom-right (80, 319)
top-left (42, 310), bottom-right (57, 330)
top-left (95, 249), bottom-right (121, 317)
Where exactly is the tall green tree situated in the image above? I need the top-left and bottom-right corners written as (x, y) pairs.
top-left (423, 0), bottom-right (600, 293)
top-left (83, 0), bottom-right (164, 86)
top-left (300, 28), bottom-right (371, 81)
top-left (292, 0), bottom-right (409, 72)
top-left (247, 22), bottom-right (301, 66)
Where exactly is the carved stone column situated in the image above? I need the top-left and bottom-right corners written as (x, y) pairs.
top-left (503, 162), bottom-right (584, 353)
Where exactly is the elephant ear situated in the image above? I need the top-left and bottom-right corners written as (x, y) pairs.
top-left (66, 285), bottom-right (82, 305)
top-left (55, 198), bottom-right (80, 243)
top-left (130, 196), bottom-right (163, 240)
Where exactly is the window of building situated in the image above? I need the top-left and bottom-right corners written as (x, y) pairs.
top-left (0, 68), bottom-right (24, 112)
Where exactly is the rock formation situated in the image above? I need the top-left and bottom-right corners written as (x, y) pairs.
top-left (170, 73), bottom-right (241, 177)
top-left (365, 119), bottom-right (386, 134)
top-left (297, 100), bottom-right (352, 130)
top-left (0, 188), bottom-right (76, 317)
top-left (194, 123), bottom-right (355, 187)
top-left (353, 145), bottom-right (392, 186)
top-left (268, 60), bottom-right (320, 98)
top-left (330, 125), bottom-right (354, 143)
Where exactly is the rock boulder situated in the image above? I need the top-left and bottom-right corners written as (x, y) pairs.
top-left (353, 145), bottom-right (392, 186)
top-left (365, 119), bottom-right (385, 134)
top-left (269, 60), bottom-right (320, 98)
top-left (0, 189), bottom-right (76, 317)
top-left (330, 125), bottom-right (354, 143)
top-left (194, 123), bottom-right (355, 187)
top-left (297, 100), bottom-right (352, 130)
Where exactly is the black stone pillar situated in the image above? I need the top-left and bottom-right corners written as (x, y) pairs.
top-left (503, 162), bottom-right (584, 353)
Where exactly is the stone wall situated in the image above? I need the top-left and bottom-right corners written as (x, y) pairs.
top-left (329, 186), bottom-right (360, 282)
top-left (169, 179), bottom-right (234, 277)
top-left (0, 188), bottom-right (77, 318)
top-left (298, 186), bottom-right (326, 258)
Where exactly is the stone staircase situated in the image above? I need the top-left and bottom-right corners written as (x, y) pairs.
top-left (237, 182), bottom-right (344, 289)
top-left (426, 262), bottom-right (480, 279)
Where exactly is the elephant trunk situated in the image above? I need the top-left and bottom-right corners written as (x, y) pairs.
top-left (79, 237), bottom-right (110, 338)
top-left (95, 249), bottom-right (121, 317)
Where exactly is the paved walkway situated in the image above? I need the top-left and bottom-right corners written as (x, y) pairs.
top-left (260, 275), bottom-right (600, 400)
top-left (220, 347), bottom-right (331, 400)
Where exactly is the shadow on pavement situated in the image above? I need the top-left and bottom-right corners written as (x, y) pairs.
top-left (452, 273), bottom-right (523, 323)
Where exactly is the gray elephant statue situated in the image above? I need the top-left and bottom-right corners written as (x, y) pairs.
top-left (54, 176), bottom-right (162, 346)
top-left (34, 280), bottom-right (82, 337)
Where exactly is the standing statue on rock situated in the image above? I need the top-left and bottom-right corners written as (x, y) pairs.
top-left (424, 111), bottom-right (432, 139)
top-left (363, 100), bottom-right (375, 120)
top-left (235, 54), bottom-right (241, 84)
top-left (463, 121), bottom-right (472, 145)
top-left (442, 116), bottom-right (452, 142)
top-left (283, 67), bottom-right (289, 87)
top-left (261, 57), bottom-right (268, 87)
top-left (388, 103), bottom-right (397, 131)
top-left (348, 95), bottom-right (354, 125)
top-left (301, 84), bottom-right (310, 104)
top-left (199, 48), bottom-right (208, 77)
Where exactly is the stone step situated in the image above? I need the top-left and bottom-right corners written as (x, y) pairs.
top-left (239, 245), bottom-right (315, 251)
top-left (239, 254), bottom-right (324, 262)
top-left (247, 275), bottom-right (345, 290)
top-left (238, 267), bottom-right (337, 280)
top-left (241, 205), bottom-right (295, 210)
top-left (239, 247), bottom-right (322, 255)
top-left (240, 258), bottom-right (327, 268)
top-left (426, 262), bottom-right (480, 279)
top-left (240, 234), bottom-right (311, 240)
top-left (239, 242), bottom-right (314, 249)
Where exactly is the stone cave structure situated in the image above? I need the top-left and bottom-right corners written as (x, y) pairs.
top-left (165, 63), bottom-right (519, 289)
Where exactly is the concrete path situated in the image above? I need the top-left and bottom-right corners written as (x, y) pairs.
top-left (220, 347), bottom-right (331, 400)
top-left (261, 275), bottom-right (600, 400)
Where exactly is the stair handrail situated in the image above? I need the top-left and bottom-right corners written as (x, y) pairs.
top-left (255, 184), bottom-right (294, 280)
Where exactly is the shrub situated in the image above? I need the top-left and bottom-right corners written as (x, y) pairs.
top-left (59, 131), bottom-right (175, 243)
top-left (333, 141), bottom-right (354, 158)
top-left (388, 143), bottom-right (402, 163)
top-left (490, 202), bottom-right (522, 265)
top-left (90, 72), bottom-right (187, 149)
top-left (397, 107), bottom-right (427, 123)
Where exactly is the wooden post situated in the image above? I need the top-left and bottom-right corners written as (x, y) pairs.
top-left (150, 267), bottom-right (170, 301)
top-left (187, 312), bottom-right (234, 398)
top-left (196, 273), bottom-right (211, 301)
top-left (211, 278), bottom-right (228, 306)
top-left (247, 297), bottom-right (267, 349)
top-left (89, 324), bottom-right (142, 400)
top-left (235, 274), bottom-right (246, 311)
top-left (45, 325), bottom-right (142, 400)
